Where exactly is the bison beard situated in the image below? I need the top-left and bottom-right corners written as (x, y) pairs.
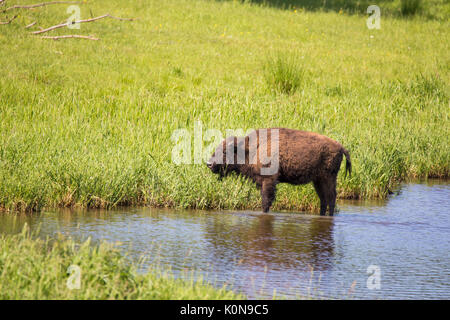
top-left (206, 128), bottom-right (351, 216)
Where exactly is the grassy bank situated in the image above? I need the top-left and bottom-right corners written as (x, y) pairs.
top-left (0, 225), bottom-right (242, 299)
top-left (244, 0), bottom-right (450, 20)
top-left (0, 0), bottom-right (448, 213)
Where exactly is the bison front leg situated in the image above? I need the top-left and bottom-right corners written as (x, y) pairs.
top-left (261, 180), bottom-right (276, 213)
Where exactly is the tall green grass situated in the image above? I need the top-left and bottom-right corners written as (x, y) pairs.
top-left (401, 0), bottom-right (422, 16)
top-left (0, 224), bottom-right (243, 299)
top-left (0, 0), bottom-right (448, 213)
top-left (234, 0), bottom-right (449, 20)
top-left (264, 54), bottom-right (304, 94)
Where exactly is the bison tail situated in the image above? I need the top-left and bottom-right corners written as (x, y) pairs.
top-left (342, 148), bottom-right (352, 178)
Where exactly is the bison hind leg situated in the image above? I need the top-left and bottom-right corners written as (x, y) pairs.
top-left (313, 180), bottom-right (327, 216)
top-left (323, 175), bottom-right (338, 216)
top-left (261, 180), bottom-right (277, 213)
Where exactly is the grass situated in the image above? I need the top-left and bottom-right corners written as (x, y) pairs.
top-left (401, 0), bottom-right (422, 16)
top-left (239, 0), bottom-right (449, 20)
top-left (264, 53), bottom-right (304, 94)
top-left (0, 224), bottom-right (243, 299)
top-left (0, 0), bottom-right (448, 213)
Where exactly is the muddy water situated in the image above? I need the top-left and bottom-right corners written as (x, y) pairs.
top-left (1, 181), bottom-right (449, 299)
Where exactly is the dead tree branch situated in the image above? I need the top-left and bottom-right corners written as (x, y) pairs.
top-left (40, 34), bottom-right (99, 40)
top-left (1, 2), bottom-right (135, 40)
top-left (31, 14), bottom-right (135, 35)
top-left (25, 21), bottom-right (37, 28)
top-left (4, 1), bottom-right (81, 11)
top-left (0, 14), bottom-right (16, 24)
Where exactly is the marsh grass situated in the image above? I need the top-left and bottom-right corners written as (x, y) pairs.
top-left (231, 0), bottom-right (449, 20)
top-left (264, 54), bottom-right (304, 94)
top-left (0, 0), bottom-right (448, 213)
top-left (401, 0), bottom-right (422, 16)
top-left (409, 73), bottom-right (448, 106)
top-left (0, 224), bottom-right (243, 299)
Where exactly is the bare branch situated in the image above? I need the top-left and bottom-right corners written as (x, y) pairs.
top-left (107, 15), bottom-right (136, 21)
top-left (25, 21), bottom-right (37, 28)
top-left (40, 34), bottom-right (99, 40)
top-left (5, 1), bottom-right (81, 11)
top-left (0, 15), bottom-right (17, 25)
top-left (32, 14), bottom-right (135, 35)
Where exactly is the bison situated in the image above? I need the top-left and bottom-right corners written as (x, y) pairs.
top-left (206, 128), bottom-right (351, 216)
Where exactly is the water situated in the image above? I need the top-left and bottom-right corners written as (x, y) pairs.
top-left (1, 181), bottom-right (449, 299)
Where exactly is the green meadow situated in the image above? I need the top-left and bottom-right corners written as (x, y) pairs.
top-left (0, 225), bottom-right (242, 299)
top-left (0, 0), bottom-right (448, 213)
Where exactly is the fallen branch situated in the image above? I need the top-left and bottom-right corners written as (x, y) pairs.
top-left (25, 21), bottom-right (37, 28)
top-left (4, 1), bottom-right (81, 11)
top-left (104, 15), bottom-right (135, 21)
top-left (40, 34), bottom-right (99, 40)
top-left (0, 14), bottom-right (16, 24)
top-left (32, 13), bottom-right (135, 35)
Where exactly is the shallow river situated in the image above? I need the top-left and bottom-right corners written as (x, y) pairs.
top-left (1, 181), bottom-right (449, 299)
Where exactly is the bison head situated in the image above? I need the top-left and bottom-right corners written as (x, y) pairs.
top-left (206, 136), bottom-right (246, 179)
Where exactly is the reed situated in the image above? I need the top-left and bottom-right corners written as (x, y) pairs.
top-left (0, 224), bottom-right (243, 299)
top-left (0, 0), bottom-right (448, 213)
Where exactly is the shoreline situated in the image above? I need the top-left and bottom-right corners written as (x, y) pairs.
top-left (1, 177), bottom-right (447, 214)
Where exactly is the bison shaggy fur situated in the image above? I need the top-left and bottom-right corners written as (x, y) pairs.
top-left (206, 128), bottom-right (351, 215)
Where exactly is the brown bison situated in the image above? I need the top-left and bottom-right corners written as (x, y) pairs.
top-left (206, 128), bottom-right (351, 215)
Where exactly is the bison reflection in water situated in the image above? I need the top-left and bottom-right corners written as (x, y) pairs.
top-left (207, 128), bottom-right (351, 215)
top-left (205, 213), bottom-right (335, 272)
